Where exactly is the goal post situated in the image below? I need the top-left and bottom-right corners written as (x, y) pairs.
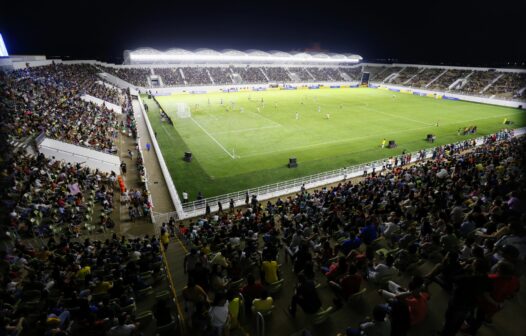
top-left (175, 103), bottom-right (191, 119)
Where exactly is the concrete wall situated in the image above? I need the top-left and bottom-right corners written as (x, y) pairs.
top-left (80, 94), bottom-right (122, 114)
top-left (38, 138), bottom-right (120, 173)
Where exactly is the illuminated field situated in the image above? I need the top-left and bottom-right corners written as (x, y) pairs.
top-left (143, 88), bottom-right (525, 199)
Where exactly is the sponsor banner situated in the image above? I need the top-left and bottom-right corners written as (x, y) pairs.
top-left (389, 88), bottom-right (400, 92)
top-left (252, 87), bottom-right (266, 91)
top-left (330, 85), bottom-right (341, 88)
top-left (350, 84), bottom-right (360, 88)
top-left (221, 88), bottom-right (239, 93)
top-left (266, 87), bottom-right (280, 91)
top-left (190, 90), bottom-right (207, 94)
top-left (400, 89), bottom-right (412, 94)
top-left (284, 87), bottom-right (297, 90)
top-left (442, 96), bottom-right (460, 101)
top-left (412, 91), bottom-right (427, 96)
top-left (340, 85), bottom-right (350, 88)
top-left (298, 86), bottom-right (309, 90)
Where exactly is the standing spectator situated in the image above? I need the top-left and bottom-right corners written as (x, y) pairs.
top-left (146, 143), bottom-right (151, 151)
top-left (288, 273), bottom-right (322, 317)
top-left (120, 161), bottom-right (127, 175)
top-left (182, 191), bottom-right (189, 203)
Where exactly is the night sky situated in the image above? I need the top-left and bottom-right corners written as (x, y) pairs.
top-left (0, 0), bottom-right (525, 66)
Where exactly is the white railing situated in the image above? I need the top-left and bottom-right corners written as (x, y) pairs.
top-left (180, 128), bottom-right (525, 217)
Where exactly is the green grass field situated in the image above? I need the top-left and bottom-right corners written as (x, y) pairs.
top-left (143, 88), bottom-right (525, 199)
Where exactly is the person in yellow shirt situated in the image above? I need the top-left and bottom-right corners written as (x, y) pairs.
top-left (381, 138), bottom-right (387, 149)
top-left (261, 259), bottom-right (279, 284)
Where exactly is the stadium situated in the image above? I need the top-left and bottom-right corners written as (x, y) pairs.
top-left (1, 3), bottom-right (526, 336)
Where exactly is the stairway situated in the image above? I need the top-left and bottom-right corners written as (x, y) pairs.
top-left (425, 69), bottom-right (448, 88)
top-left (480, 73), bottom-right (503, 94)
top-left (179, 68), bottom-right (187, 86)
top-left (305, 68), bottom-right (316, 81)
top-left (260, 68), bottom-right (270, 82)
top-left (206, 69), bottom-right (215, 85)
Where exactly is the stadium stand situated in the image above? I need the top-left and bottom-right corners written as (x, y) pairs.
top-left (1, 65), bottom-right (120, 153)
top-left (181, 67), bottom-right (211, 85)
top-left (288, 67), bottom-right (314, 81)
top-left (339, 67), bottom-right (362, 81)
top-left (364, 66), bottom-right (388, 81)
top-left (207, 67), bottom-right (233, 85)
top-left (485, 72), bottom-right (526, 100)
top-left (100, 66), bottom-right (151, 87)
top-left (173, 130), bottom-right (524, 336)
top-left (390, 66), bottom-right (421, 85)
top-left (232, 66), bottom-right (268, 83)
top-left (376, 66), bottom-right (403, 82)
top-left (153, 67), bottom-right (185, 87)
top-left (264, 67), bottom-right (291, 82)
top-left (406, 67), bottom-right (443, 88)
top-left (425, 69), bottom-right (472, 91)
top-left (454, 70), bottom-right (500, 95)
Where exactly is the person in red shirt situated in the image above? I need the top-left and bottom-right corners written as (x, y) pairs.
top-left (240, 274), bottom-right (267, 314)
top-left (330, 264), bottom-right (362, 308)
top-left (465, 261), bottom-right (520, 334)
top-left (379, 276), bottom-right (430, 326)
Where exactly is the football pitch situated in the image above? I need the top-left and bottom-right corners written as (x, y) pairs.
top-left (143, 88), bottom-right (525, 199)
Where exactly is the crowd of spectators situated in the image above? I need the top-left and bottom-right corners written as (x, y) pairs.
top-left (263, 67), bottom-right (291, 82)
top-left (339, 67), bottom-right (363, 81)
top-left (152, 68), bottom-right (185, 87)
top-left (288, 68), bottom-right (314, 81)
top-left (100, 66), bottom-right (151, 87)
top-left (0, 234), bottom-right (167, 335)
top-left (455, 70), bottom-right (500, 95)
top-left (182, 67), bottom-right (211, 85)
top-left (406, 68), bottom-right (443, 88)
top-left (426, 69), bottom-right (471, 91)
top-left (0, 64), bottom-right (123, 153)
top-left (207, 68), bottom-right (233, 85)
top-left (486, 73), bottom-right (526, 100)
top-left (390, 67), bottom-right (421, 85)
top-left (171, 129), bottom-right (524, 335)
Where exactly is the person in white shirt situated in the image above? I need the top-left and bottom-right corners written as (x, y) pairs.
top-left (209, 293), bottom-right (230, 336)
top-left (368, 255), bottom-right (397, 283)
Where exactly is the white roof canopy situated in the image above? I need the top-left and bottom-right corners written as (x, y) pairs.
top-left (124, 48), bottom-right (362, 65)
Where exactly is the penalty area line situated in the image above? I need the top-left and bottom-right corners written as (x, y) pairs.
top-left (190, 117), bottom-right (237, 159)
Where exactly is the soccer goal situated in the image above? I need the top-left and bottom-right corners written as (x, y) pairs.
top-left (175, 103), bottom-right (191, 119)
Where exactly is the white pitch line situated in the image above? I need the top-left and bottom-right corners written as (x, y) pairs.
top-left (190, 117), bottom-right (235, 159)
top-left (359, 104), bottom-right (433, 126)
top-left (241, 111), bottom-right (522, 159)
top-left (212, 124), bottom-right (282, 135)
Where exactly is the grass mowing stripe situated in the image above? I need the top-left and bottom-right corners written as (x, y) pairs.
top-left (190, 117), bottom-right (235, 159)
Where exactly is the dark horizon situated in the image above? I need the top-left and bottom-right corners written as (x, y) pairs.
top-left (1, 0), bottom-right (525, 67)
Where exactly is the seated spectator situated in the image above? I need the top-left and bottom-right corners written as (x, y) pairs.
top-left (338, 304), bottom-right (391, 336)
top-left (379, 276), bottom-right (430, 326)
top-left (330, 263), bottom-right (362, 308)
top-left (367, 255), bottom-right (397, 283)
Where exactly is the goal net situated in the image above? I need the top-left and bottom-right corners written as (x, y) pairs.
top-left (175, 103), bottom-right (191, 119)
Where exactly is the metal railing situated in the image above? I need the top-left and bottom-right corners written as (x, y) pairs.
top-left (181, 128), bottom-right (525, 216)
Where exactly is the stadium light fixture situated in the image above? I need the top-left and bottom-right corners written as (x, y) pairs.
top-left (0, 33), bottom-right (8, 57)
top-left (128, 51), bottom-right (361, 64)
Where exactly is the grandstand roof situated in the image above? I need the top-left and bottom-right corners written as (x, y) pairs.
top-left (124, 48), bottom-right (362, 65)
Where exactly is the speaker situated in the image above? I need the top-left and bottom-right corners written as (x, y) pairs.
top-left (183, 152), bottom-right (192, 162)
top-left (388, 140), bottom-right (397, 148)
top-left (288, 157), bottom-right (298, 168)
